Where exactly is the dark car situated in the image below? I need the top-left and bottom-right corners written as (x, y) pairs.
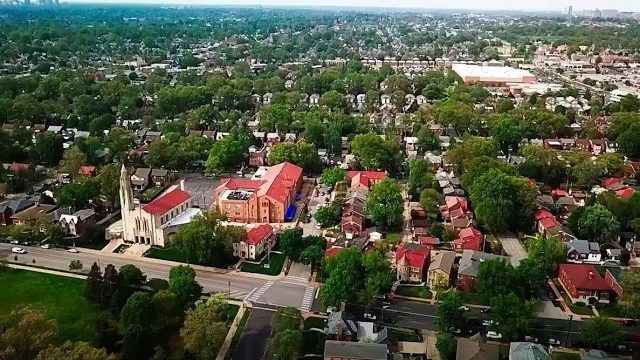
top-left (623, 319), bottom-right (638, 327)
top-left (480, 307), bottom-right (491, 313)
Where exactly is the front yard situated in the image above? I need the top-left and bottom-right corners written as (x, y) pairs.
top-left (0, 268), bottom-right (103, 343)
top-left (146, 245), bottom-right (190, 263)
top-left (395, 285), bottom-right (432, 299)
top-left (240, 252), bottom-right (286, 276)
top-left (551, 352), bottom-right (582, 360)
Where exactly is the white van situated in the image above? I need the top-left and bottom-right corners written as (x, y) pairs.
top-left (11, 247), bottom-right (26, 254)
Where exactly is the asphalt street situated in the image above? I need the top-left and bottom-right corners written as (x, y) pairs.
top-left (232, 308), bottom-right (275, 360)
top-left (0, 243), bottom-right (311, 309)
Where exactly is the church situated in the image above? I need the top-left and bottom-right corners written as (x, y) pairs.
top-left (118, 165), bottom-right (200, 247)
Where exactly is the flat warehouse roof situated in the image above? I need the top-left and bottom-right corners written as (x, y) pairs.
top-left (452, 63), bottom-right (535, 83)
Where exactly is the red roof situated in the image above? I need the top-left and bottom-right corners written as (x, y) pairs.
top-left (602, 177), bottom-right (623, 189)
top-left (445, 196), bottom-right (468, 211)
top-left (539, 217), bottom-right (561, 230)
top-left (418, 236), bottom-right (440, 246)
top-left (246, 224), bottom-right (273, 245)
top-left (552, 189), bottom-right (568, 197)
top-left (217, 178), bottom-right (264, 191)
top-left (535, 209), bottom-right (555, 221)
top-left (348, 171), bottom-right (386, 189)
top-left (78, 165), bottom-right (96, 175)
top-left (559, 264), bottom-right (611, 291)
top-left (615, 187), bottom-right (636, 199)
top-left (259, 162), bottom-right (303, 203)
top-left (9, 162), bottom-right (30, 172)
top-left (143, 188), bottom-right (191, 215)
top-left (325, 246), bottom-right (343, 258)
top-left (395, 242), bottom-right (430, 269)
top-left (453, 227), bottom-right (483, 251)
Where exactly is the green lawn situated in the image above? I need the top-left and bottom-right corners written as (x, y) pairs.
top-left (142, 186), bottom-right (163, 201)
top-left (595, 303), bottom-right (627, 318)
top-left (386, 232), bottom-right (403, 246)
top-left (395, 285), bottom-right (432, 299)
top-left (0, 269), bottom-right (103, 343)
top-left (390, 329), bottom-right (422, 342)
top-left (304, 316), bottom-right (327, 330)
top-left (459, 291), bottom-right (489, 306)
top-left (551, 352), bottom-right (582, 360)
top-left (240, 253), bottom-right (286, 276)
top-left (146, 246), bottom-right (190, 263)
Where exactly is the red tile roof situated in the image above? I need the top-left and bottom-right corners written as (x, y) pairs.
top-left (552, 189), bottom-right (568, 197)
top-left (535, 209), bottom-right (555, 221)
top-left (347, 171), bottom-right (386, 189)
top-left (559, 264), bottom-right (611, 291)
top-left (539, 217), bottom-right (561, 230)
top-left (258, 162), bottom-right (303, 203)
top-left (9, 162), bottom-right (30, 172)
top-left (246, 224), bottom-right (273, 245)
top-left (602, 177), bottom-right (623, 189)
top-left (615, 187), bottom-right (636, 199)
top-left (445, 196), bottom-right (468, 211)
top-left (453, 227), bottom-right (483, 251)
top-left (418, 236), bottom-right (440, 246)
top-left (78, 165), bottom-right (96, 175)
top-left (395, 242), bottom-right (430, 269)
top-left (143, 188), bottom-right (191, 215)
top-left (325, 246), bottom-right (343, 258)
top-left (217, 178), bottom-right (265, 191)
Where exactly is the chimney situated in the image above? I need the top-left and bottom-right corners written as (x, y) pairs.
top-left (336, 322), bottom-right (344, 341)
top-left (340, 301), bottom-right (346, 312)
top-left (589, 271), bottom-right (594, 279)
top-left (180, 179), bottom-right (185, 191)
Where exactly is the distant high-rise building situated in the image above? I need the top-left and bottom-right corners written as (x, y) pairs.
top-left (568, 6), bottom-right (573, 16)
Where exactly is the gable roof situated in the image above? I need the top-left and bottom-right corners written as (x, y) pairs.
top-left (458, 250), bottom-right (507, 277)
top-left (347, 171), bottom-right (386, 189)
top-left (246, 224), bottom-right (273, 245)
top-left (395, 242), bottom-right (430, 269)
top-left (257, 162), bottom-right (303, 203)
top-left (428, 251), bottom-right (456, 274)
top-left (456, 333), bottom-right (499, 360)
top-left (559, 263), bottom-right (611, 291)
top-left (509, 342), bottom-right (550, 360)
top-left (142, 188), bottom-right (191, 215)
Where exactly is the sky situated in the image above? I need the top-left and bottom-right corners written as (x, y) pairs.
top-left (65, 0), bottom-right (640, 12)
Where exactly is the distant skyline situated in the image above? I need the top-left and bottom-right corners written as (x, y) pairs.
top-left (63, 0), bottom-right (640, 12)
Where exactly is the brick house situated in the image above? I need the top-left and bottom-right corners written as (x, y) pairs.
top-left (453, 227), bottom-right (483, 252)
top-left (395, 242), bottom-right (430, 283)
top-left (457, 250), bottom-right (507, 291)
top-left (558, 264), bottom-right (611, 304)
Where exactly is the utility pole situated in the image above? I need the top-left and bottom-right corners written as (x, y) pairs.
top-left (564, 314), bottom-right (573, 347)
top-left (228, 281), bottom-right (231, 297)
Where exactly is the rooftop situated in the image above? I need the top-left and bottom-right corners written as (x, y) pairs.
top-left (323, 340), bottom-right (387, 360)
top-left (143, 188), bottom-right (191, 215)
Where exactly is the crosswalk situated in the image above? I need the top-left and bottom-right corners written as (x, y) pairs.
top-left (246, 281), bottom-right (274, 302)
top-left (300, 286), bottom-right (316, 312)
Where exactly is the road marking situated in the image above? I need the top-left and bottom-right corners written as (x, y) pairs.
top-left (247, 281), bottom-right (274, 302)
top-left (300, 287), bottom-right (316, 312)
top-left (280, 280), bottom-right (310, 287)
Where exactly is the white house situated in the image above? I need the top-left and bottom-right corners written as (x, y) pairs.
top-left (233, 224), bottom-right (276, 260)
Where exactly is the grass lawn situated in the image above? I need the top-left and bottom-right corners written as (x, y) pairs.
top-left (595, 303), bottom-right (626, 318)
top-left (225, 309), bottom-right (251, 360)
top-left (390, 329), bottom-right (421, 342)
top-left (459, 292), bottom-right (489, 306)
top-left (240, 253), bottom-right (286, 276)
top-left (304, 316), bottom-right (327, 330)
top-left (146, 246), bottom-right (190, 263)
top-left (225, 304), bottom-right (240, 324)
top-left (386, 232), bottom-right (402, 246)
top-left (142, 186), bottom-right (163, 201)
top-left (551, 352), bottom-right (582, 360)
top-left (0, 269), bottom-right (103, 343)
top-left (395, 285), bottom-right (432, 299)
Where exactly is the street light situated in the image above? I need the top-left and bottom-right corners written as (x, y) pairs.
top-left (564, 314), bottom-right (574, 347)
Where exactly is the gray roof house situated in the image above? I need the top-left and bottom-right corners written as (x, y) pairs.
top-left (325, 311), bottom-right (358, 340)
top-left (456, 333), bottom-right (499, 360)
top-left (509, 342), bottom-right (550, 360)
top-left (458, 250), bottom-right (508, 278)
top-left (323, 340), bottom-right (387, 360)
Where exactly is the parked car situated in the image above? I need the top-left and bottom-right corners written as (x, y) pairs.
top-left (67, 248), bottom-right (79, 253)
top-left (449, 327), bottom-right (462, 335)
top-left (459, 305), bottom-right (470, 312)
top-left (486, 331), bottom-right (503, 339)
top-left (10, 240), bottom-right (18, 244)
top-left (623, 320), bottom-right (638, 327)
top-left (548, 339), bottom-right (561, 346)
top-left (363, 313), bottom-right (376, 320)
top-left (40, 244), bottom-right (51, 249)
top-left (524, 336), bottom-right (539, 343)
top-left (482, 319), bottom-right (493, 326)
top-left (481, 307), bottom-right (491, 313)
top-left (11, 247), bottom-right (26, 254)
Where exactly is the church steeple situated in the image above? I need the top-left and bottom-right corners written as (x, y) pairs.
top-left (120, 164), bottom-right (133, 211)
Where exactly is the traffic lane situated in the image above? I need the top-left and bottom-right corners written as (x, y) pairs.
top-left (259, 280), bottom-right (308, 308)
top-left (232, 308), bottom-right (274, 360)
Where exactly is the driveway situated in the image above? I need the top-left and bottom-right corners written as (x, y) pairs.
top-left (301, 184), bottom-right (330, 237)
top-left (232, 308), bottom-right (274, 360)
top-left (498, 234), bottom-right (527, 267)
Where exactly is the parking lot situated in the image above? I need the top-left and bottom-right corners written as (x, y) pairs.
top-left (180, 174), bottom-right (218, 209)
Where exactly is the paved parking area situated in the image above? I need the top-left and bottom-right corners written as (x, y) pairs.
top-left (181, 175), bottom-right (218, 209)
top-left (498, 234), bottom-right (527, 267)
top-left (301, 184), bottom-right (331, 237)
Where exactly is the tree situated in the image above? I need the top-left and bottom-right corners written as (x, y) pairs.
top-left (69, 260), bottom-right (83, 271)
top-left (320, 167), bottom-right (347, 188)
top-left (320, 90), bottom-right (347, 112)
top-left (490, 293), bottom-right (534, 341)
top-left (104, 127), bottom-right (134, 163)
top-left (476, 258), bottom-right (515, 302)
top-left (490, 116), bottom-right (523, 155)
top-left (417, 126), bottom-right (440, 152)
top-left (117, 264), bottom-right (147, 308)
top-left (420, 188), bottom-right (443, 216)
top-left (496, 98), bottom-right (515, 113)
top-left (351, 133), bottom-right (402, 173)
top-left (314, 199), bottom-right (343, 227)
top-left (407, 159), bottom-right (434, 197)
top-left (85, 262), bottom-right (103, 303)
top-left (59, 145), bottom-right (86, 176)
top-left (0, 307), bottom-right (58, 360)
top-left (617, 122), bottom-right (640, 159)
top-left (436, 291), bottom-right (464, 332)
top-left (271, 329), bottom-right (302, 360)
top-left (272, 307), bottom-right (302, 334)
top-left (58, 179), bottom-right (100, 211)
top-left (304, 119), bottom-right (326, 149)
top-left (322, 247), bottom-right (365, 307)
top-left (446, 136), bottom-right (498, 173)
top-left (268, 141), bottom-right (319, 171)
top-left (366, 178), bottom-right (404, 231)
top-left (567, 204), bottom-right (620, 244)
top-left (620, 271), bottom-right (640, 320)
top-left (30, 132), bottom-right (64, 166)
top-left (101, 264), bottom-right (121, 310)
top-left (169, 265), bottom-right (203, 309)
top-left (300, 245), bottom-right (324, 267)
top-left (120, 292), bottom-right (153, 331)
top-left (525, 235), bottom-right (565, 276)
top-left (580, 317), bottom-right (624, 349)
top-left (180, 295), bottom-right (230, 360)
top-left (172, 212), bottom-right (240, 267)
top-left (362, 251), bottom-right (392, 302)
top-left (279, 227), bottom-right (304, 261)
top-left (436, 99), bottom-right (474, 133)
top-left (460, 155), bottom-right (516, 189)
top-left (513, 258), bottom-right (547, 299)
top-left (206, 127), bottom-right (252, 173)
top-left (436, 333), bottom-right (457, 360)
top-left (151, 290), bottom-right (182, 330)
top-left (36, 341), bottom-right (116, 360)
top-left (97, 164), bottom-right (120, 210)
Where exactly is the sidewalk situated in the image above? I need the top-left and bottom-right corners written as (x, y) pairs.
top-left (5, 263), bottom-right (87, 279)
top-left (216, 301), bottom-right (248, 360)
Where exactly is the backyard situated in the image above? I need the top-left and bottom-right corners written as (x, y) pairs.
top-left (0, 268), bottom-right (102, 343)
top-left (240, 252), bottom-right (286, 276)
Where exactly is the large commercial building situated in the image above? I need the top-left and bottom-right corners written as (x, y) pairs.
top-left (452, 63), bottom-right (536, 86)
top-left (213, 162), bottom-right (303, 223)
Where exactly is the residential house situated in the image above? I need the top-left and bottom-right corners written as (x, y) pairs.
top-left (427, 250), bottom-right (456, 289)
top-left (131, 167), bottom-right (151, 191)
top-left (395, 242), bottom-right (430, 282)
top-left (456, 334), bottom-right (499, 360)
top-left (249, 148), bottom-right (268, 167)
top-left (11, 203), bottom-right (58, 226)
top-left (266, 133), bottom-right (281, 146)
top-left (347, 171), bottom-right (387, 190)
top-left (78, 165), bottom-right (96, 177)
top-left (558, 263), bottom-right (611, 304)
top-left (323, 341), bottom-right (387, 360)
top-left (59, 209), bottom-right (97, 236)
top-left (567, 239), bottom-right (601, 263)
top-left (602, 178), bottom-right (625, 191)
top-left (0, 197), bottom-right (37, 225)
top-left (603, 267), bottom-right (624, 298)
top-left (213, 162), bottom-right (303, 223)
top-left (615, 187), bottom-right (635, 199)
top-left (453, 227), bottom-right (483, 252)
top-left (509, 342), bottom-right (550, 360)
top-left (457, 250), bottom-right (507, 291)
top-left (232, 224), bottom-right (276, 261)
top-left (342, 197), bottom-right (366, 238)
top-left (151, 169), bottom-right (169, 187)
top-left (325, 311), bottom-right (358, 341)
top-left (536, 210), bottom-right (565, 238)
top-left (8, 162), bottom-right (30, 173)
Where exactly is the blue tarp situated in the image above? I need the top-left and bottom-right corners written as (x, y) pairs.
top-left (284, 204), bottom-right (297, 221)
top-left (295, 193), bottom-right (303, 201)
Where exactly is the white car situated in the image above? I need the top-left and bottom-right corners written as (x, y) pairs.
top-left (548, 339), bottom-right (561, 346)
top-left (363, 313), bottom-right (377, 320)
top-left (40, 244), bottom-right (51, 249)
top-left (459, 305), bottom-right (470, 312)
top-left (11, 247), bottom-right (26, 254)
top-left (486, 331), bottom-right (503, 340)
top-left (449, 327), bottom-right (462, 335)
top-left (524, 336), bottom-right (538, 343)
top-left (67, 248), bottom-right (79, 253)
top-left (482, 319), bottom-right (493, 326)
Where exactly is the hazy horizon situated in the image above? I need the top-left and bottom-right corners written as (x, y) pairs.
top-left (62, 0), bottom-right (640, 12)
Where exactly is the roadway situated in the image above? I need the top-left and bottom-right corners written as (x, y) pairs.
top-left (0, 243), bottom-right (312, 310)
